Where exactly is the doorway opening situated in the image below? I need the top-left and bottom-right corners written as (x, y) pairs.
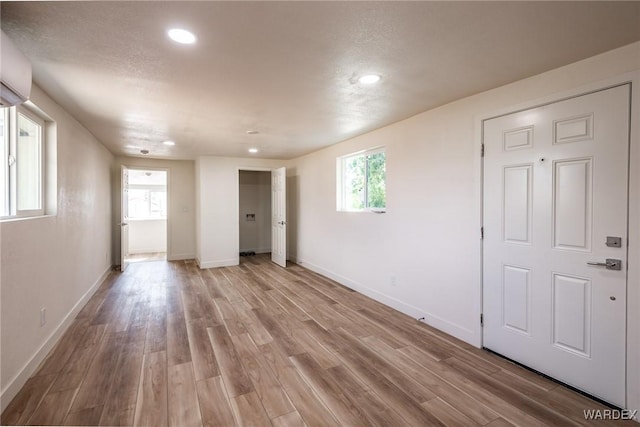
top-left (239, 170), bottom-right (272, 257)
top-left (237, 167), bottom-right (287, 268)
top-left (125, 168), bottom-right (168, 264)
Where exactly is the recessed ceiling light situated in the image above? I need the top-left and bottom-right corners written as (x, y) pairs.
top-left (163, 140), bottom-right (176, 146)
top-left (168, 28), bottom-right (197, 45)
top-left (248, 148), bottom-right (259, 154)
top-left (358, 74), bottom-right (381, 84)
top-left (246, 130), bottom-right (259, 135)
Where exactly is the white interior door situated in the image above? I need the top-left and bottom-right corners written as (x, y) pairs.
top-left (271, 167), bottom-right (286, 268)
top-left (483, 85), bottom-right (629, 407)
top-left (120, 165), bottom-right (130, 272)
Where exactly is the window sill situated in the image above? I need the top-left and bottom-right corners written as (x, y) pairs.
top-left (1, 214), bottom-right (56, 223)
top-left (337, 209), bottom-right (386, 214)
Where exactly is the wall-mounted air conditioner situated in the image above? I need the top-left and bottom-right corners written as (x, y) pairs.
top-left (1, 30), bottom-right (32, 107)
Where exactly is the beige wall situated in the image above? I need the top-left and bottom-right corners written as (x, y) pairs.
top-left (112, 157), bottom-right (196, 262)
top-left (288, 42), bottom-right (640, 411)
top-left (129, 219), bottom-right (167, 254)
top-left (196, 157), bottom-right (287, 268)
top-left (0, 85), bottom-right (113, 410)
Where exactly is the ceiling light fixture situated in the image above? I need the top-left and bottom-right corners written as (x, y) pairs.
top-left (140, 149), bottom-right (149, 155)
top-left (358, 74), bottom-right (381, 84)
top-left (168, 28), bottom-right (197, 45)
top-left (246, 130), bottom-right (259, 135)
top-left (248, 148), bottom-right (259, 154)
top-left (163, 140), bottom-right (176, 146)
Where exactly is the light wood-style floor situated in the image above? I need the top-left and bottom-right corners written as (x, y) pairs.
top-left (1, 254), bottom-right (627, 426)
top-left (126, 252), bottom-right (167, 263)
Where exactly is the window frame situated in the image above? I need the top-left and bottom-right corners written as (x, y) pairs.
top-left (1, 104), bottom-right (46, 219)
top-left (127, 184), bottom-right (168, 220)
top-left (337, 146), bottom-right (386, 213)
top-left (0, 108), bottom-right (9, 217)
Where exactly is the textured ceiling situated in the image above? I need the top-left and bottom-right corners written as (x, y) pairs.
top-left (2, 1), bottom-right (640, 160)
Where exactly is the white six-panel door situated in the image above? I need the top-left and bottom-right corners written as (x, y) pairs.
top-left (483, 85), bottom-right (630, 407)
top-left (120, 165), bottom-right (130, 272)
top-left (271, 167), bottom-right (287, 268)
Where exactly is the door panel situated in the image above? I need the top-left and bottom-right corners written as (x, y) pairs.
top-left (553, 158), bottom-right (592, 251)
top-left (271, 167), bottom-right (286, 268)
top-left (551, 273), bottom-right (591, 357)
top-left (502, 265), bottom-right (530, 335)
top-left (503, 165), bottom-right (532, 244)
top-left (483, 84), bottom-right (629, 407)
top-left (120, 166), bottom-right (129, 272)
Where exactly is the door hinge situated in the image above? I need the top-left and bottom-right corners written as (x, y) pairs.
top-left (480, 313), bottom-right (484, 327)
top-left (481, 226), bottom-right (484, 240)
top-left (481, 144), bottom-right (485, 157)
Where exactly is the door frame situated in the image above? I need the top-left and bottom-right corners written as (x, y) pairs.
top-left (120, 165), bottom-right (170, 264)
top-left (236, 166), bottom-right (278, 265)
top-left (477, 74), bottom-right (639, 407)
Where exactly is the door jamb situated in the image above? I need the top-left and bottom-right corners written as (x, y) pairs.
top-left (121, 166), bottom-right (170, 262)
top-left (236, 166), bottom-right (274, 265)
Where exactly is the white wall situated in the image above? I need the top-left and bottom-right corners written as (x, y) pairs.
top-left (288, 42), bottom-right (640, 411)
top-left (196, 157), bottom-right (286, 268)
top-left (0, 85), bottom-right (113, 410)
top-left (239, 171), bottom-right (271, 253)
top-left (112, 158), bottom-right (196, 262)
top-left (129, 219), bottom-right (167, 254)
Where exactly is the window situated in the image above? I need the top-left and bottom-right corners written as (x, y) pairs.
top-left (1, 105), bottom-right (46, 218)
top-left (338, 147), bottom-right (386, 212)
top-left (127, 169), bottom-right (168, 220)
top-left (128, 188), bottom-right (167, 219)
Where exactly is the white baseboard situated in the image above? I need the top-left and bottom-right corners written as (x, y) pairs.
top-left (167, 252), bottom-right (195, 261)
top-left (198, 258), bottom-right (238, 269)
top-left (292, 257), bottom-right (477, 346)
top-left (0, 265), bottom-right (112, 412)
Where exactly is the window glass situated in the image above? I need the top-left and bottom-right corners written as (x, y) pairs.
top-left (16, 112), bottom-right (42, 211)
top-left (149, 190), bottom-right (167, 217)
top-left (338, 148), bottom-right (386, 212)
top-left (367, 152), bottom-right (386, 209)
top-left (343, 153), bottom-right (366, 210)
top-left (128, 188), bottom-right (167, 219)
top-left (0, 105), bottom-right (50, 219)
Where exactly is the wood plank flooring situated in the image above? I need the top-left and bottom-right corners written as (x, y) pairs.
top-left (1, 254), bottom-right (629, 426)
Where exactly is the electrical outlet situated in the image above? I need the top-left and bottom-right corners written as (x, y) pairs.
top-left (40, 308), bottom-right (46, 327)
top-left (390, 275), bottom-right (397, 287)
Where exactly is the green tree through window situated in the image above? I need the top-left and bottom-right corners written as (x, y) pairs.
top-left (340, 149), bottom-right (386, 211)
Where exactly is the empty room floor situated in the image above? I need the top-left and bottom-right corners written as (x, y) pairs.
top-left (1, 254), bottom-right (625, 426)
top-left (126, 252), bottom-right (167, 263)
